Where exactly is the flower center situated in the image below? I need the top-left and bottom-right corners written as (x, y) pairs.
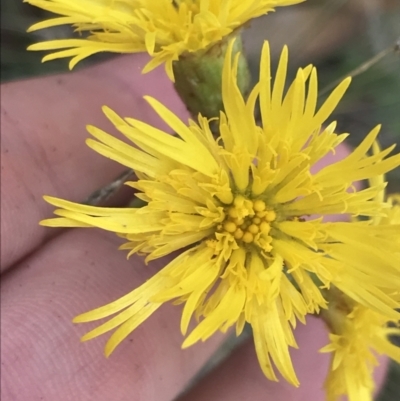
top-left (218, 195), bottom-right (276, 253)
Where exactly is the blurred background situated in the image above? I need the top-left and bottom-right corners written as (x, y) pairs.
top-left (1, 0), bottom-right (399, 399)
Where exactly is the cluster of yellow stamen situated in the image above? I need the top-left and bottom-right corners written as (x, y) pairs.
top-left (217, 196), bottom-right (276, 252)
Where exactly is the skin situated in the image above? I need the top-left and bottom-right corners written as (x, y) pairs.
top-left (0, 54), bottom-right (388, 401)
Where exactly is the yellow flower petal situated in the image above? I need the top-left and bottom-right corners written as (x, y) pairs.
top-left (321, 301), bottom-right (400, 401)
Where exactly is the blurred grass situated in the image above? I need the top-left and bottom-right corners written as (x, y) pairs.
top-left (1, 0), bottom-right (399, 400)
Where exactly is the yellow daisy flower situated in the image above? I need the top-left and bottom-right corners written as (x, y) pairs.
top-left (321, 296), bottom-right (400, 401)
top-left (321, 190), bottom-right (400, 401)
top-left (41, 41), bottom-right (400, 386)
top-left (25, 0), bottom-right (303, 80)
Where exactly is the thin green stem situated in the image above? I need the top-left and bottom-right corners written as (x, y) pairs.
top-left (319, 37), bottom-right (400, 97)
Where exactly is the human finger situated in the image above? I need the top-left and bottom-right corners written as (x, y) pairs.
top-left (1, 228), bottom-right (224, 401)
top-left (1, 54), bottom-right (189, 272)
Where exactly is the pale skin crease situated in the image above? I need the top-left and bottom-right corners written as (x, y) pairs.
top-left (0, 54), bottom-right (388, 401)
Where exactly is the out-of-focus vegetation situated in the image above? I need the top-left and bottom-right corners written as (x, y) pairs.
top-left (1, 1), bottom-right (112, 80)
top-left (1, 1), bottom-right (68, 79)
top-left (1, 0), bottom-right (399, 399)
